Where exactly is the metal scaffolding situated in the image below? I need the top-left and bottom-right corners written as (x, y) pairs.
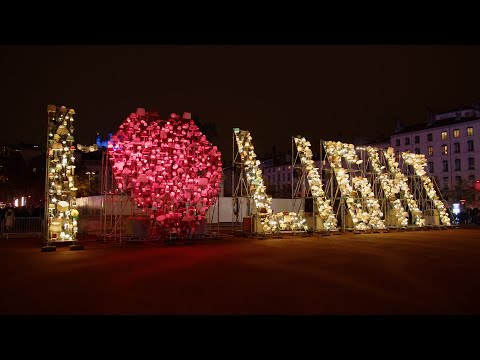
top-left (231, 129), bottom-right (263, 236)
top-left (99, 130), bottom-right (223, 244)
top-left (291, 136), bottom-right (339, 233)
top-left (399, 152), bottom-right (453, 227)
top-left (232, 129), bottom-right (308, 236)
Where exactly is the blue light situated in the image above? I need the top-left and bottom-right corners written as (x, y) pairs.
top-left (453, 203), bottom-right (460, 215)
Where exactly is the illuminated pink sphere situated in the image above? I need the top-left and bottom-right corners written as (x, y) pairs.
top-left (108, 111), bottom-right (222, 236)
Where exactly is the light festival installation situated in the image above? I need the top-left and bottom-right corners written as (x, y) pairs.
top-left (324, 141), bottom-right (386, 230)
top-left (45, 105), bottom-right (79, 243)
top-left (107, 110), bottom-right (223, 237)
top-left (234, 129), bottom-right (307, 233)
top-left (366, 146), bottom-right (409, 227)
top-left (294, 137), bottom-right (337, 231)
top-left (401, 152), bottom-right (451, 226)
top-left (384, 148), bottom-right (424, 226)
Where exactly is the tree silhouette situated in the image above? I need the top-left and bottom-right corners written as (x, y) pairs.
top-left (451, 178), bottom-right (475, 204)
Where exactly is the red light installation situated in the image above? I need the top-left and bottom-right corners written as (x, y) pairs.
top-left (108, 111), bottom-right (222, 236)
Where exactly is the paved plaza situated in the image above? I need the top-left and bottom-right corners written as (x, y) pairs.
top-left (0, 229), bottom-right (479, 314)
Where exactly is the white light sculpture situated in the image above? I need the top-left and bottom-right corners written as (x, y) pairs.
top-left (234, 129), bottom-right (307, 233)
top-left (294, 137), bottom-right (337, 231)
top-left (325, 141), bottom-right (385, 230)
top-left (366, 146), bottom-right (408, 227)
top-left (351, 176), bottom-right (386, 229)
top-left (384, 149), bottom-right (424, 226)
top-left (401, 152), bottom-right (451, 226)
top-left (45, 105), bottom-right (79, 243)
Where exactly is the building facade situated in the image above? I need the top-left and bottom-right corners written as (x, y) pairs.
top-left (250, 105), bottom-right (480, 210)
top-left (389, 105), bottom-right (480, 208)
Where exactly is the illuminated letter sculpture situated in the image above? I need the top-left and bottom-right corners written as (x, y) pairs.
top-left (402, 152), bottom-right (451, 226)
top-left (45, 105), bottom-right (79, 244)
top-left (294, 137), bottom-right (337, 231)
top-left (325, 141), bottom-right (385, 230)
top-left (383, 148), bottom-right (424, 226)
top-left (366, 146), bottom-right (409, 227)
top-left (234, 128), bottom-right (307, 233)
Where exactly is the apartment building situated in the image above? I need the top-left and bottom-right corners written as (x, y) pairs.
top-left (390, 105), bottom-right (480, 207)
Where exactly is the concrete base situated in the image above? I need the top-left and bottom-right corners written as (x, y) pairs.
top-left (41, 246), bottom-right (57, 252)
top-left (51, 240), bottom-right (74, 246)
top-left (70, 244), bottom-right (85, 251)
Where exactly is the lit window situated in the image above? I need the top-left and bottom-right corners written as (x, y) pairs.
top-left (467, 127), bottom-right (474, 136)
top-left (455, 159), bottom-right (461, 171)
top-left (453, 129), bottom-right (460, 138)
top-left (441, 131), bottom-right (447, 140)
top-left (468, 157), bottom-right (475, 170)
top-left (428, 146), bottom-right (433, 156)
top-left (454, 142), bottom-right (460, 153)
top-left (442, 145), bottom-right (448, 155)
top-left (442, 160), bottom-right (448, 172)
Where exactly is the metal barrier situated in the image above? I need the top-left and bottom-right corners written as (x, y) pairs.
top-left (0, 217), bottom-right (43, 239)
top-left (77, 216), bottom-right (124, 236)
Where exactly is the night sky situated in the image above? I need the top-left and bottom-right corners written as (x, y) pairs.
top-left (1, 45), bottom-right (480, 161)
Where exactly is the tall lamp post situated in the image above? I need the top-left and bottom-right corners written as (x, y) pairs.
top-left (86, 171), bottom-right (93, 195)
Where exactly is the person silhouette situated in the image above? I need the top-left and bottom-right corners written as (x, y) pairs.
top-left (5, 208), bottom-right (15, 232)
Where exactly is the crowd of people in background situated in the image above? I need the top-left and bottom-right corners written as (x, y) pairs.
top-left (0, 205), bottom-right (44, 220)
top-left (455, 208), bottom-right (480, 225)
top-left (0, 206), bottom-right (44, 233)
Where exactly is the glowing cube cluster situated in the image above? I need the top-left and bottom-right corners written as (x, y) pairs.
top-left (108, 111), bottom-right (222, 236)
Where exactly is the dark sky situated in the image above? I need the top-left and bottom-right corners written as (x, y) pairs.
top-left (1, 45), bottom-right (480, 161)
